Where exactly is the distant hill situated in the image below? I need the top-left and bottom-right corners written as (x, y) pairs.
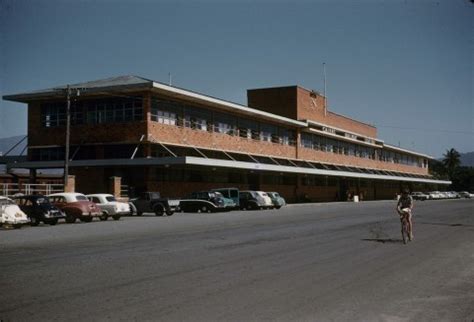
top-left (460, 152), bottom-right (474, 167)
top-left (0, 135), bottom-right (27, 156)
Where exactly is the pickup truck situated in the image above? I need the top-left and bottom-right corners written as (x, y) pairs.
top-left (129, 192), bottom-right (179, 216)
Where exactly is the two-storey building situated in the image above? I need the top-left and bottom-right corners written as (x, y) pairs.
top-left (3, 75), bottom-right (450, 201)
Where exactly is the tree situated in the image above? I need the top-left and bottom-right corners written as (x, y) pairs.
top-left (442, 148), bottom-right (461, 180)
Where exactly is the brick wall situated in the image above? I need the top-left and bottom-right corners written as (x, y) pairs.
top-left (296, 87), bottom-right (377, 138)
top-left (148, 122), bottom-right (298, 159)
top-left (247, 86), bottom-right (298, 119)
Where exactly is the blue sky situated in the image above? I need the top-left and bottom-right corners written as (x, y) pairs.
top-left (0, 0), bottom-right (472, 158)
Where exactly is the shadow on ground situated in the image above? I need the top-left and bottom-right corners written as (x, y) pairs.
top-left (362, 238), bottom-right (404, 244)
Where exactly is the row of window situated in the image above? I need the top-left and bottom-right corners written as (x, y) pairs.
top-left (41, 98), bottom-right (143, 127)
top-left (300, 133), bottom-right (423, 167)
top-left (301, 133), bottom-right (377, 159)
top-left (150, 99), bottom-right (297, 146)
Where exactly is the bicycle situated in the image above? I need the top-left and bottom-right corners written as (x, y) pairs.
top-left (398, 208), bottom-right (412, 244)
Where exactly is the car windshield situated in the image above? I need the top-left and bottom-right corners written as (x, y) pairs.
top-left (76, 195), bottom-right (88, 201)
top-left (36, 197), bottom-right (50, 204)
top-left (106, 196), bottom-right (116, 202)
top-left (214, 192), bottom-right (223, 198)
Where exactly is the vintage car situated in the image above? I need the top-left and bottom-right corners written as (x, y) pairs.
top-left (211, 188), bottom-right (240, 208)
top-left (213, 192), bottom-right (237, 209)
top-left (13, 195), bottom-right (65, 226)
top-left (48, 193), bottom-right (102, 223)
top-left (256, 191), bottom-right (273, 209)
top-left (267, 192), bottom-right (286, 209)
top-left (239, 191), bottom-right (266, 210)
top-left (86, 194), bottom-right (130, 220)
top-left (129, 192), bottom-right (179, 216)
top-left (179, 191), bottom-right (227, 213)
top-left (0, 196), bottom-right (29, 228)
top-left (410, 192), bottom-right (429, 201)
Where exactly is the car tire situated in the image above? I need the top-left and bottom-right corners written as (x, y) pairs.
top-left (165, 211), bottom-right (174, 216)
top-left (13, 224), bottom-right (22, 229)
top-left (112, 215), bottom-right (121, 220)
top-left (65, 214), bottom-right (76, 223)
top-left (136, 211), bottom-right (143, 216)
top-left (99, 212), bottom-right (109, 221)
top-left (48, 218), bottom-right (58, 225)
top-left (275, 206), bottom-right (281, 209)
top-left (30, 217), bottom-right (40, 226)
top-left (154, 206), bottom-right (164, 216)
top-left (81, 216), bottom-right (93, 223)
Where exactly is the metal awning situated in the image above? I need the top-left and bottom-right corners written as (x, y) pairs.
top-left (8, 145), bottom-right (451, 185)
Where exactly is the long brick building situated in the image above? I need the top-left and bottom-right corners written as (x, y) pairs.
top-left (3, 75), bottom-right (450, 202)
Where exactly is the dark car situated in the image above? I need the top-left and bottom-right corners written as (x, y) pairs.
top-left (129, 192), bottom-right (180, 216)
top-left (239, 190), bottom-right (266, 210)
top-left (13, 195), bottom-right (65, 226)
top-left (179, 191), bottom-right (227, 213)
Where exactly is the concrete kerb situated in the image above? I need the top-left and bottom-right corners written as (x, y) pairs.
top-left (286, 199), bottom-right (395, 207)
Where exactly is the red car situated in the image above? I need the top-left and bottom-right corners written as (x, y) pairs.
top-left (48, 193), bottom-right (102, 223)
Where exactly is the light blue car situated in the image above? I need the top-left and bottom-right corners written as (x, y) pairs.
top-left (267, 192), bottom-right (286, 209)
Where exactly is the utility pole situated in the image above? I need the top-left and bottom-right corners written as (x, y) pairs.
top-left (64, 85), bottom-right (71, 188)
top-left (62, 85), bottom-right (83, 190)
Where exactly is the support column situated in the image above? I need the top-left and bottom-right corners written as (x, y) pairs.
top-left (109, 176), bottom-right (122, 198)
top-left (64, 175), bottom-right (75, 193)
top-left (29, 169), bottom-right (37, 184)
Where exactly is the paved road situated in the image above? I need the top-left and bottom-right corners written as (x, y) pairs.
top-left (1, 199), bottom-right (473, 321)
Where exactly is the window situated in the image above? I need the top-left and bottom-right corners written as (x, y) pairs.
top-left (40, 97), bottom-right (143, 127)
top-left (214, 112), bottom-right (237, 135)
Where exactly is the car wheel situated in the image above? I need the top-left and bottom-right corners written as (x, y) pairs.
top-left (201, 206), bottom-right (210, 213)
top-left (136, 211), bottom-right (143, 216)
top-left (154, 206), bottom-right (164, 216)
top-left (81, 216), bottom-right (93, 223)
top-left (48, 218), bottom-right (58, 225)
top-left (65, 214), bottom-right (76, 223)
top-left (112, 215), bottom-right (121, 220)
top-left (99, 212), bottom-right (109, 221)
top-left (165, 211), bottom-right (174, 216)
top-left (30, 217), bottom-right (40, 226)
top-left (275, 206), bottom-right (281, 209)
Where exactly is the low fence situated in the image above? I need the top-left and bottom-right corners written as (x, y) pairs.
top-left (0, 183), bottom-right (64, 197)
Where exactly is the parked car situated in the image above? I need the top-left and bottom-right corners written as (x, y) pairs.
top-left (411, 192), bottom-right (429, 201)
top-left (239, 191), bottom-right (266, 210)
top-left (0, 196), bottom-right (29, 228)
top-left (438, 191), bottom-right (449, 199)
top-left (267, 192), bottom-right (286, 209)
top-left (427, 191), bottom-right (442, 200)
top-left (48, 193), bottom-right (102, 223)
top-left (213, 192), bottom-right (237, 209)
top-left (129, 192), bottom-right (179, 216)
top-left (211, 188), bottom-right (240, 208)
top-left (459, 191), bottom-right (471, 198)
top-left (13, 195), bottom-right (65, 226)
top-left (86, 194), bottom-right (130, 221)
top-left (256, 191), bottom-right (273, 209)
top-left (180, 191), bottom-right (227, 213)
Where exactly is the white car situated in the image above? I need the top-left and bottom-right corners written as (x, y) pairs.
top-left (255, 191), bottom-right (273, 209)
top-left (428, 191), bottom-right (442, 200)
top-left (86, 194), bottom-right (130, 221)
top-left (0, 196), bottom-right (29, 228)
